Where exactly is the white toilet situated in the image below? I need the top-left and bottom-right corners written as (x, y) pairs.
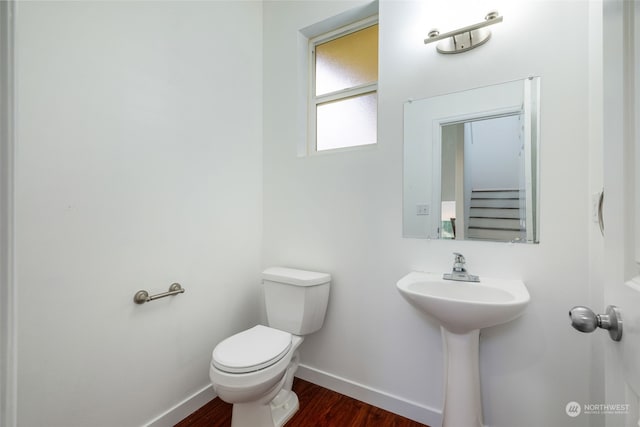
top-left (209, 267), bottom-right (331, 427)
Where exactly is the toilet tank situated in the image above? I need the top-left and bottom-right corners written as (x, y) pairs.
top-left (262, 267), bottom-right (331, 335)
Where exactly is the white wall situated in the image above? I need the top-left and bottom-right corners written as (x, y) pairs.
top-left (15, 2), bottom-right (263, 426)
top-left (263, 1), bottom-right (594, 426)
top-left (467, 115), bottom-right (522, 191)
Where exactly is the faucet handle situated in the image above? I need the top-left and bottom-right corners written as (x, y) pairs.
top-left (453, 252), bottom-right (465, 264)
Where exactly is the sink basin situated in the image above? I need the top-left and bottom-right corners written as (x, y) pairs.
top-left (397, 271), bottom-right (530, 427)
top-left (397, 271), bottom-right (530, 333)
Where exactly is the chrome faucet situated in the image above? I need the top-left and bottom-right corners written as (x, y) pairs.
top-left (452, 252), bottom-right (467, 273)
top-left (443, 252), bottom-right (480, 282)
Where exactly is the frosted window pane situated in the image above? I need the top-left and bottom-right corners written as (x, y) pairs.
top-left (315, 25), bottom-right (378, 96)
top-left (316, 92), bottom-right (377, 151)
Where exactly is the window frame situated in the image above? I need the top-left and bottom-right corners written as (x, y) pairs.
top-left (308, 16), bottom-right (379, 154)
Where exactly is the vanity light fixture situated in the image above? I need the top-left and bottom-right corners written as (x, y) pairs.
top-left (424, 11), bottom-right (503, 54)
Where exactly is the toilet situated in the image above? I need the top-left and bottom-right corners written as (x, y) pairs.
top-left (209, 267), bottom-right (331, 427)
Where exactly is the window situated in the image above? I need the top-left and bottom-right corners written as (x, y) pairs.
top-left (309, 19), bottom-right (378, 152)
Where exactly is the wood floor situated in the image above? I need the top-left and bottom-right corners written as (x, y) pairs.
top-left (175, 378), bottom-right (429, 427)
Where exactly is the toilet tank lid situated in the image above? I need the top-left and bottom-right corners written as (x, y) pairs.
top-left (262, 267), bottom-right (331, 287)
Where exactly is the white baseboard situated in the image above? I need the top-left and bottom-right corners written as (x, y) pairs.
top-left (296, 364), bottom-right (442, 427)
top-left (143, 384), bottom-right (216, 427)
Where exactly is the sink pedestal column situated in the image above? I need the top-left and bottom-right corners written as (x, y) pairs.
top-left (441, 326), bottom-right (483, 427)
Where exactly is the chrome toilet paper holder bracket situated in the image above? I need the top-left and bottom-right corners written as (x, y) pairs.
top-left (134, 283), bottom-right (185, 304)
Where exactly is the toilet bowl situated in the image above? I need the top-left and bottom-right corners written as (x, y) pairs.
top-left (210, 326), bottom-right (303, 427)
top-left (209, 267), bottom-right (331, 427)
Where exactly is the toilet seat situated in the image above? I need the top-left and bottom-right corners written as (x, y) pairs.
top-left (213, 325), bottom-right (292, 374)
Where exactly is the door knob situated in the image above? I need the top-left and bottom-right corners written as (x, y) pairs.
top-left (569, 305), bottom-right (622, 341)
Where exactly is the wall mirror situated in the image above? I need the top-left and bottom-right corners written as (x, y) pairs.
top-left (403, 77), bottom-right (540, 243)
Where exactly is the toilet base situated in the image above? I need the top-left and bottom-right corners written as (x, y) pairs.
top-left (229, 389), bottom-right (299, 427)
top-left (271, 389), bottom-right (299, 426)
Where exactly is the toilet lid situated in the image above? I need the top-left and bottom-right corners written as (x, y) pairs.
top-left (212, 325), bottom-right (292, 374)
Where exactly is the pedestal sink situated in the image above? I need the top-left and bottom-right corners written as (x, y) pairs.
top-left (397, 272), bottom-right (530, 427)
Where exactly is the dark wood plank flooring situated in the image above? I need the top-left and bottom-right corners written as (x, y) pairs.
top-left (175, 378), bottom-right (429, 427)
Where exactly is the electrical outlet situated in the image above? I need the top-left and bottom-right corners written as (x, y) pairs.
top-left (416, 204), bottom-right (430, 215)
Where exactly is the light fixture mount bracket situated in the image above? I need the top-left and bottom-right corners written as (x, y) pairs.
top-left (424, 11), bottom-right (503, 54)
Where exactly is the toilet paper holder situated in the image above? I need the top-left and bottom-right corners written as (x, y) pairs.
top-left (134, 283), bottom-right (185, 304)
